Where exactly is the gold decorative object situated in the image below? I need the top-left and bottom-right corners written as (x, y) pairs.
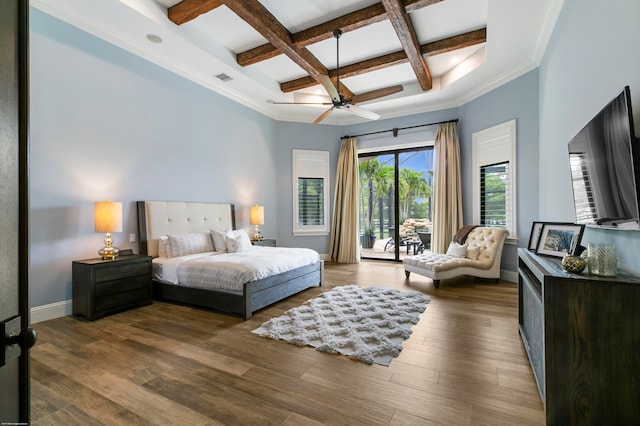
top-left (562, 254), bottom-right (586, 273)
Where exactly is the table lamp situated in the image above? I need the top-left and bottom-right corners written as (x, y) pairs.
top-left (250, 205), bottom-right (264, 241)
top-left (95, 199), bottom-right (123, 260)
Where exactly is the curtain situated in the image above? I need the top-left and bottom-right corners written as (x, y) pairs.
top-left (432, 122), bottom-right (463, 253)
top-left (328, 137), bottom-right (360, 263)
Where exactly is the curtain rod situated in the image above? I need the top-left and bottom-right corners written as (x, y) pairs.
top-left (341, 118), bottom-right (458, 139)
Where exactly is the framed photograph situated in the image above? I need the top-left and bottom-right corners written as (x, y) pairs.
top-left (528, 222), bottom-right (545, 251)
top-left (536, 223), bottom-right (585, 258)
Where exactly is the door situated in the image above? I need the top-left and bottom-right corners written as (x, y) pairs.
top-left (359, 148), bottom-right (433, 261)
top-left (1, 1), bottom-right (35, 422)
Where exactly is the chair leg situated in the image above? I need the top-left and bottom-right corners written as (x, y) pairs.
top-left (404, 270), bottom-right (410, 279)
top-left (433, 279), bottom-right (440, 289)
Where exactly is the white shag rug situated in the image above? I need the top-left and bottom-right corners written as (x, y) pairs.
top-left (251, 285), bottom-right (431, 366)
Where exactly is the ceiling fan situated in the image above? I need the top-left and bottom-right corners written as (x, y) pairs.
top-left (270, 29), bottom-right (404, 124)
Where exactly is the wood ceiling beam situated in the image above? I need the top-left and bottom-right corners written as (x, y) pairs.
top-left (168, 0), bottom-right (223, 25)
top-left (280, 28), bottom-right (485, 93)
top-left (219, 0), bottom-right (352, 100)
top-left (381, 0), bottom-right (432, 90)
top-left (236, 0), bottom-right (444, 67)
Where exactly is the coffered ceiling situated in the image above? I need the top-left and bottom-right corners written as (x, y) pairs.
top-left (31, 0), bottom-right (564, 125)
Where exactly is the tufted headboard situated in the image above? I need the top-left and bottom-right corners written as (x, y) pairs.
top-left (136, 201), bottom-right (235, 257)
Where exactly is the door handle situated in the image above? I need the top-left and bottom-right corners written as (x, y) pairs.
top-left (7, 327), bottom-right (37, 349)
top-left (1, 316), bottom-right (37, 367)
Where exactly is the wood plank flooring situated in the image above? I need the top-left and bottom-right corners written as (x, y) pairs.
top-left (30, 261), bottom-right (545, 425)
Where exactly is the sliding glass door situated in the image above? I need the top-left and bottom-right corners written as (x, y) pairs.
top-left (359, 147), bottom-right (433, 261)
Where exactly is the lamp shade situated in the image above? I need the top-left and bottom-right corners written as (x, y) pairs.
top-left (94, 200), bottom-right (123, 233)
top-left (250, 205), bottom-right (264, 225)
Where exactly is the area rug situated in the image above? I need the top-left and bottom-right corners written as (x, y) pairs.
top-left (251, 285), bottom-right (431, 366)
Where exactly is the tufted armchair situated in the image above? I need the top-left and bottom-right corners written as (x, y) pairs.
top-left (403, 227), bottom-right (507, 288)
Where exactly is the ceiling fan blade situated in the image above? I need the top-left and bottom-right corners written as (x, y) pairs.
top-left (318, 74), bottom-right (340, 102)
top-left (341, 104), bottom-right (380, 120)
top-left (313, 107), bottom-right (334, 124)
top-left (268, 100), bottom-right (332, 105)
top-left (349, 85), bottom-right (404, 104)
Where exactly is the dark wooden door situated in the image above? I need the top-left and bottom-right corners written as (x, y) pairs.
top-left (0, 1), bottom-right (34, 422)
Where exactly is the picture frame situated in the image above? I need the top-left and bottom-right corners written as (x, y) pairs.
top-left (536, 223), bottom-right (585, 258)
top-left (527, 221), bottom-right (545, 251)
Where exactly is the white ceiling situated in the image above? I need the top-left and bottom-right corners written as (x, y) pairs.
top-left (31, 0), bottom-right (564, 125)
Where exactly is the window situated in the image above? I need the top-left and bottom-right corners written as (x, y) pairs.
top-left (481, 162), bottom-right (509, 226)
top-left (472, 120), bottom-right (516, 238)
top-left (569, 153), bottom-right (596, 223)
top-left (292, 150), bottom-right (330, 235)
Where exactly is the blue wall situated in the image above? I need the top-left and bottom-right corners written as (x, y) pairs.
top-left (538, 0), bottom-right (640, 274)
top-left (29, 9), bottom-right (280, 306)
top-left (459, 70), bottom-right (540, 273)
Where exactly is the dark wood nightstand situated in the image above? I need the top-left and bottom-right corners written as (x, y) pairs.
top-left (252, 239), bottom-right (276, 247)
top-left (72, 254), bottom-right (152, 320)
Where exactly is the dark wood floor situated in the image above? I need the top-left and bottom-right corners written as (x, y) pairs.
top-left (31, 260), bottom-right (544, 425)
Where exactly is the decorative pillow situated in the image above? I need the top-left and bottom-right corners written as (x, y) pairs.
top-left (446, 242), bottom-right (468, 258)
top-left (229, 228), bottom-right (252, 247)
top-left (466, 246), bottom-right (480, 261)
top-left (166, 232), bottom-right (214, 258)
top-left (158, 235), bottom-right (169, 257)
top-left (210, 228), bottom-right (229, 252)
top-left (211, 228), bottom-right (252, 252)
top-left (226, 234), bottom-right (252, 253)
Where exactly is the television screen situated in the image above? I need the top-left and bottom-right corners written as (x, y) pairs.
top-left (568, 86), bottom-right (640, 230)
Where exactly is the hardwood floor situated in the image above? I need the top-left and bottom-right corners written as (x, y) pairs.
top-left (31, 261), bottom-right (544, 425)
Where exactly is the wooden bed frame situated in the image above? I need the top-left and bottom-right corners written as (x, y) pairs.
top-left (136, 201), bottom-right (322, 320)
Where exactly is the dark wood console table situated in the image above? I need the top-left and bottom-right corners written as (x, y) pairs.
top-left (518, 248), bottom-right (640, 424)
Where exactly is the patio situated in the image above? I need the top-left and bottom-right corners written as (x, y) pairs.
top-left (361, 236), bottom-right (431, 260)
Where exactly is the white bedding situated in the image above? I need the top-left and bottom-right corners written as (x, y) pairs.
top-left (153, 246), bottom-right (320, 293)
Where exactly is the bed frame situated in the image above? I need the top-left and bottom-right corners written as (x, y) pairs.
top-left (136, 201), bottom-right (322, 320)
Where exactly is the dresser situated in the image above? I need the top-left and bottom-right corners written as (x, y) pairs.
top-left (72, 254), bottom-right (152, 320)
top-left (518, 248), bottom-right (640, 424)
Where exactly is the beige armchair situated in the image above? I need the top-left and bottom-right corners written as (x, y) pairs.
top-left (403, 227), bottom-right (507, 288)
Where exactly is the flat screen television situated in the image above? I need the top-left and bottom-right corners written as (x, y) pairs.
top-left (568, 86), bottom-right (640, 230)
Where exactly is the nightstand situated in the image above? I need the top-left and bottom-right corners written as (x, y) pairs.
top-left (252, 239), bottom-right (276, 247)
top-left (72, 254), bottom-right (152, 320)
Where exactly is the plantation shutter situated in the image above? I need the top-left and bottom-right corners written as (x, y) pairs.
top-left (298, 177), bottom-right (324, 226)
top-left (480, 162), bottom-right (510, 227)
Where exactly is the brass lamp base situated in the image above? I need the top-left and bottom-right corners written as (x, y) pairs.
top-left (99, 232), bottom-right (120, 260)
top-left (252, 225), bottom-right (262, 241)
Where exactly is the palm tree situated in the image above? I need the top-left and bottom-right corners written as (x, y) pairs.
top-left (399, 168), bottom-right (430, 221)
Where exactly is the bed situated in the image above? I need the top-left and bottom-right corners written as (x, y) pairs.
top-left (136, 201), bottom-right (322, 319)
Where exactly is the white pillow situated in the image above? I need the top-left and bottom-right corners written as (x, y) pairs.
top-left (211, 228), bottom-right (252, 252)
top-left (466, 246), bottom-right (480, 261)
top-left (166, 232), bottom-right (214, 258)
top-left (226, 234), bottom-right (252, 253)
top-left (210, 228), bottom-right (228, 251)
top-left (158, 235), bottom-right (169, 257)
top-left (446, 242), bottom-right (468, 258)
top-left (229, 228), bottom-right (252, 247)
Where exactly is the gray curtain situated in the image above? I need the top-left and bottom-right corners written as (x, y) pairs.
top-left (329, 137), bottom-right (360, 263)
top-left (432, 122), bottom-right (463, 253)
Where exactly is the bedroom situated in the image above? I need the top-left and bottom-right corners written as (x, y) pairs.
top-left (3, 0), bottom-right (640, 423)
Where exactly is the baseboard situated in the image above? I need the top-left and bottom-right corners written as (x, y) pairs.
top-left (31, 299), bottom-right (72, 324)
top-left (501, 269), bottom-right (518, 283)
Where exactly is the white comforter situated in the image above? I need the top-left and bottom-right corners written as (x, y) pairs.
top-left (153, 246), bottom-right (320, 292)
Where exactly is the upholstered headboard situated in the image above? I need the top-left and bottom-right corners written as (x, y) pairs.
top-left (137, 201), bottom-right (235, 257)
